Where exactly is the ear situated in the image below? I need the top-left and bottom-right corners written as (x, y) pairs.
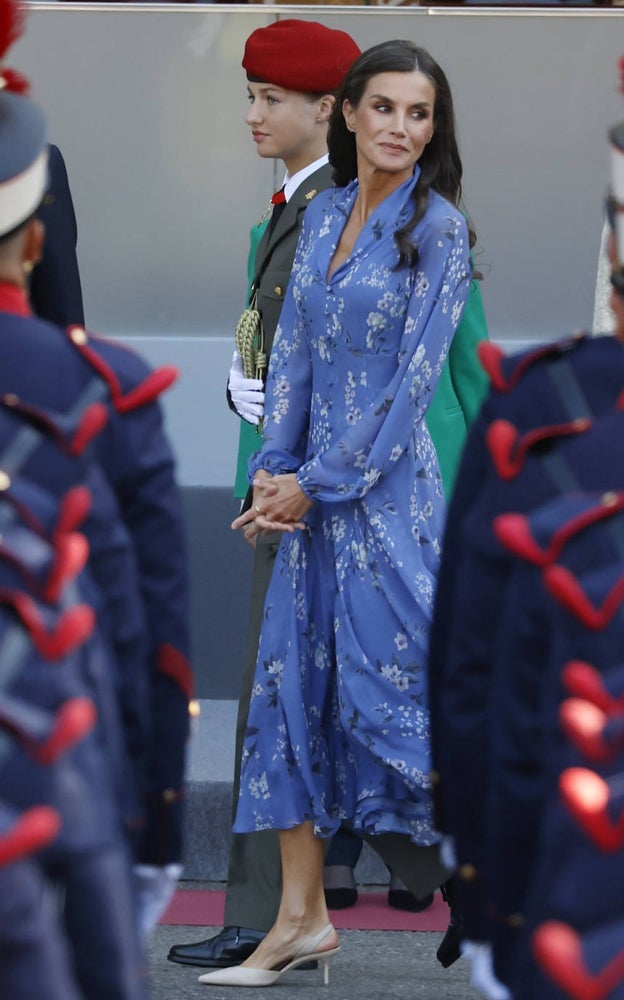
top-left (316, 94), bottom-right (336, 124)
top-left (342, 98), bottom-right (356, 134)
top-left (23, 217), bottom-right (45, 269)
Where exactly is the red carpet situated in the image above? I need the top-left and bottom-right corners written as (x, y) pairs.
top-left (160, 889), bottom-right (448, 932)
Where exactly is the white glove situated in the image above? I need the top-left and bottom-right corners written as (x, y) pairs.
top-left (461, 941), bottom-right (511, 1000)
top-left (440, 834), bottom-right (457, 870)
top-left (133, 862), bottom-right (183, 945)
top-left (228, 350), bottom-right (265, 425)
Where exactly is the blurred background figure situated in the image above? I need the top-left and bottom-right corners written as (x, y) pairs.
top-left (30, 142), bottom-right (84, 327)
top-left (0, 0), bottom-right (193, 960)
top-left (429, 58), bottom-right (624, 1000)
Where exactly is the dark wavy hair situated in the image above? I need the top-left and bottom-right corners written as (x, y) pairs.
top-left (328, 40), bottom-right (476, 269)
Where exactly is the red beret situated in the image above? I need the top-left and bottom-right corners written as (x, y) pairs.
top-left (243, 20), bottom-right (360, 94)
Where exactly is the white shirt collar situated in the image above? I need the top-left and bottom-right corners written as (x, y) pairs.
top-left (279, 154), bottom-right (329, 204)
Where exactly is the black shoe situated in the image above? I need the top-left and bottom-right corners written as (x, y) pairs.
top-left (167, 926), bottom-right (266, 968)
top-left (323, 864), bottom-right (358, 910)
top-left (166, 925), bottom-right (318, 971)
top-left (387, 873), bottom-right (434, 913)
top-left (436, 880), bottom-right (462, 968)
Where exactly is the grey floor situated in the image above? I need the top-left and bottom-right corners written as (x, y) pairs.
top-left (165, 704), bottom-right (477, 998)
top-left (148, 922), bottom-right (476, 1000)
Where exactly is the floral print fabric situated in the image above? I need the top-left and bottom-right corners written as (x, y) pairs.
top-left (234, 169), bottom-right (472, 845)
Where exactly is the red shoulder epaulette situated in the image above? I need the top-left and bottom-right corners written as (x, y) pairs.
top-left (562, 660), bottom-right (624, 716)
top-left (494, 492), bottom-right (624, 567)
top-left (66, 326), bottom-right (178, 414)
top-left (486, 417), bottom-right (591, 480)
top-left (477, 334), bottom-right (587, 394)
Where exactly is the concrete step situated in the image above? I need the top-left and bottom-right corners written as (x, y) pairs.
top-left (181, 700), bottom-right (390, 886)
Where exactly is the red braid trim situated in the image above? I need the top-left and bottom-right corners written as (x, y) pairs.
top-left (544, 564), bottom-right (624, 630)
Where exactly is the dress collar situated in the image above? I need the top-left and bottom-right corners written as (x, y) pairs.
top-left (335, 166), bottom-right (421, 226)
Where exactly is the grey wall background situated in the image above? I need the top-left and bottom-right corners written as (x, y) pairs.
top-left (13, 5), bottom-right (624, 695)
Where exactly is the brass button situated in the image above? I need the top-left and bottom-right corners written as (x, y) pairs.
top-left (458, 863), bottom-right (477, 881)
top-left (70, 326), bottom-right (88, 346)
top-left (0, 470), bottom-right (11, 491)
top-left (508, 913), bottom-right (524, 928)
top-left (162, 788), bottom-right (177, 804)
top-left (274, 286), bottom-right (283, 297)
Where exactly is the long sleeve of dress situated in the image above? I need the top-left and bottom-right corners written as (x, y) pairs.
top-left (249, 176), bottom-right (472, 504)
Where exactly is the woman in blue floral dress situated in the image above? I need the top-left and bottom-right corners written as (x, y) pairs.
top-left (200, 40), bottom-right (474, 988)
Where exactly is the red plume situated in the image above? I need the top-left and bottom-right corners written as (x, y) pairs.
top-left (0, 1), bottom-right (30, 95)
top-left (0, 0), bottom-right (25, 61)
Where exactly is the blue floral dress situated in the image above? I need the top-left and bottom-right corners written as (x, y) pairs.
top-left (233, 169), bottom-right (472, 846)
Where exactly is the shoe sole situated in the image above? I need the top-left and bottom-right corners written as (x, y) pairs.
top-left (167, 953), bottom-right (318, 971)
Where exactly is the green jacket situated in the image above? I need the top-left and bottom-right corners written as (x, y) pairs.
top-left (234, 225), bottom-right (489, 502)
top-left (425, 277), bottom-right (489, 498)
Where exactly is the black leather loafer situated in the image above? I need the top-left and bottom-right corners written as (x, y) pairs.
top-left (167, 926), bottom-right (266, 968)
top-left (167, 925), bottom-right (318, 971)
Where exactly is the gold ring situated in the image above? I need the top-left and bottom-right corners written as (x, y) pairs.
top-left (254, 504), bottom-right (262, 513)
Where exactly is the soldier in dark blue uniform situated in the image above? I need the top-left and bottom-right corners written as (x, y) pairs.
top-left (0, 0), bottom-right (193, 937)
top-left (0, 67), bottom-right (156, 981)
top-left (0, 801), bottom-right (84, 1000)
top-left (0, 395), bottom-right (151, 996)
top-left (430, 96), bottom-right (624, 997)
top-left (0, 500), bottom-right (151, 999)
top-left (428, 331), bottom-right (624, 979)
top-left (30, 142), bottom-right (85, 327)
top-left (486, 489), bottom-right (624, 998)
